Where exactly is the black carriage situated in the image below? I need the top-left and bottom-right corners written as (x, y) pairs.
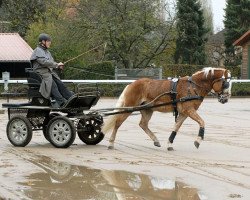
top-left (2, 69), bottom-right (104, 148)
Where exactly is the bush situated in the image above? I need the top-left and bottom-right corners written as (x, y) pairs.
top-left (63, 61), bottom-right (115, 80)
top-left (231, 82), bottom-right (250, 96)
top-left (162, 65), bottom-right (241, 78)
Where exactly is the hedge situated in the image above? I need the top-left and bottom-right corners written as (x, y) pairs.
top-left (63, 61), bottom-right (115, 80)
top-left (162, 64), bottom-right (241, 78)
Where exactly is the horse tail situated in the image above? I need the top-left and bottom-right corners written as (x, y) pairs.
top-left (102, 85), bottom-right (129, 134)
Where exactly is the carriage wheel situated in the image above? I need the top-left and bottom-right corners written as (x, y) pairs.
top-left (6, 116), bottom-right (33, 147)
top-left (46, 116), bottom-right (76, 148)
top-left (77, 118), bottom-right (104, 145)
top-left (43, 113), bottom-right (62, 141)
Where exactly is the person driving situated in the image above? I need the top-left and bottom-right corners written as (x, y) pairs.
top-left (30, 33), bottom-right (73, 107)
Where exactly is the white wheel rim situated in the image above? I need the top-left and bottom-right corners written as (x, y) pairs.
top-left (9, 119), bottom-right (28, 144)
top-left (49, 119), bottom-right (72, 146)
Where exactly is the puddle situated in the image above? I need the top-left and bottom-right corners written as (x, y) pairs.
top-left (18, 156), bottom-right (204, 200)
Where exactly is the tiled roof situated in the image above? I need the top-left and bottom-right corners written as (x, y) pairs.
top-left (0, 33), bottom-right (33, 62)
top-left (233, 30), bottom-right (250, 46)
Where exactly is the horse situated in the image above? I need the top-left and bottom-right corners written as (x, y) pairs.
top-left (102, 67), bottom-right (232, 150)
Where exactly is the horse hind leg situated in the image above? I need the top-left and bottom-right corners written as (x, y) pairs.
top-left (108, 113), bottom-right (131, 149)
top-left (139, 109), bottom-right (161, 147)
top-left (167, 113), bottom-right (187, 151)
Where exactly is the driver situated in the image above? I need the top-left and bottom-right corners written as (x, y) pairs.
top-left (30, 33), bottom-right (73, 107)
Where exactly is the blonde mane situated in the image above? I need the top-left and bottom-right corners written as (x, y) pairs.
top-left (193, 67), bottom-right (226, 78)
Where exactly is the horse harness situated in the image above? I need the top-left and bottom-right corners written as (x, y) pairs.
top-left (169, 77), bottom-right (204, 121)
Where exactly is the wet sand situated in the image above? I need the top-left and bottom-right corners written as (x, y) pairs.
top-left (0, 97), bottom-right (250, 200)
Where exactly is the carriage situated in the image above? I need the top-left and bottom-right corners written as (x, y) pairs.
top-left (2, 69), bottom-right (104, 148)
top-left (2, 67), bottom-right (232, 150)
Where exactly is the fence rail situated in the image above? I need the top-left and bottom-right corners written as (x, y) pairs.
top-left (1, 79), bottom-right (250, 85)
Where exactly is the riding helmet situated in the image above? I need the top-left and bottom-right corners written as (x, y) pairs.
top-left (38, 33), bottom-right (51, 42)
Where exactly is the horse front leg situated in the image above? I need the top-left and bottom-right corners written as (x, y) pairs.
top-left (186, 110), bottom-right (205, 149)
top-left (167, 113), bottom-right (187, 151)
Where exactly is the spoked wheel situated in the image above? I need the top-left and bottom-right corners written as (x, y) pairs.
top-left (43, 113), bottom-right (61, 141)
top-left (77, 118), bottom-right (104, 145)
top-left (46, 116), bottom-right (76, 148)
top-left (6, 116), bottom-right (33, 147)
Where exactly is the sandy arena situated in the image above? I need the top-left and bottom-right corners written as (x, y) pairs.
top-left (0, 97), bottom-right (249, 200)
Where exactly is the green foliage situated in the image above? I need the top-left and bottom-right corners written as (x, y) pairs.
top-left (174, 0), bottom-right (208, 65)
top-left (224, 0), bottom-right (250, 65)
top-left (96, 84), bottom-right (127, 97)
top-left (63, 61), bottom-right (115, 80)
top-left (162, 64), bottom-right (203, 77)
top-left (225, 66), bottom-right (241, 78)
top-left (24, 0), bottom-right (177, 69)
top-left (73, 0), bottom-right (176, 68)
top-left (231, 82), bottom-right (250, 96)
top-left (162, 65), bottom-right (241, 78)
top-left (198, 0), bottom-right (214, 36)
top-left (1, 0), bottom-right (45, 36)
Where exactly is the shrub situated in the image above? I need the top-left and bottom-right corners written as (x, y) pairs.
top-left (63, 61), bottom-right (115, 80)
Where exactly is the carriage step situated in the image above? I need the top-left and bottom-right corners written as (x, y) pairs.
top-left (2, 102), bottom-right (32, 108)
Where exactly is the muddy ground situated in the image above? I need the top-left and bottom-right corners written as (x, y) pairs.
top-left (0, 97), bottom-right (249, 200)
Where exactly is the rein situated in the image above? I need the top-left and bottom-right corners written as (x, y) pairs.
top-left (101, 95), bottom-right (204, 116)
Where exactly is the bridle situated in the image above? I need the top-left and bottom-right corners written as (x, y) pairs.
top-left (211, 72), bottom-right (231, 103)
top-left (212, 75), bottom-right (231, 94)
top-left (188, 70), bottom-right (231, 103)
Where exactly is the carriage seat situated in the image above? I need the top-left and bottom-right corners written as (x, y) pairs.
top-left (25, 68), bottom-right (43, 98)
top-left (25, 68), bottom-right (51, 106)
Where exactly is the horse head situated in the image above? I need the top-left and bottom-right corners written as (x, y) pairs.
top-left (203, 67), bottom-right (232, 104)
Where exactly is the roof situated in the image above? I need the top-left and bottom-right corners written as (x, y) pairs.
top-left (233, 30), bottom-right (250, 46)
top-left (0, 33), bottom-right (33, 62)
top-left (207, 29), bottom-right (225, 45)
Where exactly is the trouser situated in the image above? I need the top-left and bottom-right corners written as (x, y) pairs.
top-left (51, 77), bottom-right (73, 106)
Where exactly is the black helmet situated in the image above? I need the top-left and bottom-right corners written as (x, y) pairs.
top-left (38, 33), bottom-right (51, 42)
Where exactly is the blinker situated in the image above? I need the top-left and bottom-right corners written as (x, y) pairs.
top-left (222, 81), bottom-right (230, 89)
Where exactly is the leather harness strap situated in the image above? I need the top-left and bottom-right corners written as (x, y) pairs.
top-left (170, 77), bottom-right (204, 122)
top-left (170, 79), bottom-right (179, 122)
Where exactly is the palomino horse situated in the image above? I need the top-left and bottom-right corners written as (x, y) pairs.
top-left (102, 67), bottom-right (231, 150)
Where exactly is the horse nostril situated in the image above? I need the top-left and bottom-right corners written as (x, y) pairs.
top-left (222, 99), bottom-right (228, 104)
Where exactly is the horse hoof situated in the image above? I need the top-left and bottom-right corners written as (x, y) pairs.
top-left (194, 141), bottom-right (200, 149)
top-left (167, 147), bottom-right (174, 151)
top-left (154, 141), bottom-right (161, 147)
top-left (108, 146), bottom-right (114, 150)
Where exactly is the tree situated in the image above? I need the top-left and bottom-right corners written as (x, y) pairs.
top-left (72, 0), bottom-right (176, 68)
top-left (174, 0), bottom-right (208, 65)
top-left (1, 0), bottom-right (45, 36)
top-left (224, 0), bottom-right (250, 66)
top-left (199, 0), bottom-right (213, 35)
top-left (26, 0), bottom-right (177, 70)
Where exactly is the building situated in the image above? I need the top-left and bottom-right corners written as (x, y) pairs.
top-left (0, 33), bottom-right (33, 78)
top-left (233, 30), bottom-right (250, 79)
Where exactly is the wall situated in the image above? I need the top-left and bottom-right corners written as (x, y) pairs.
top-left (241, 40), bottom-right (250, 79)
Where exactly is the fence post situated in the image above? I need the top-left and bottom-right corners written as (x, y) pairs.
top-left (2, 71), bottom-right (10, 102)
top-left (159, 67), bottom-right (162, 79)
top-left (115, 66), bottom-right (118, 80)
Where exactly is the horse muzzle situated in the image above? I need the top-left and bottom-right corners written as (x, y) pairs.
top-left (218, 94), bottom-right (229, 104)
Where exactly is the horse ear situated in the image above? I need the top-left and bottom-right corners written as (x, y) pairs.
top-left (212, 80), bottom-right (223, 93)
